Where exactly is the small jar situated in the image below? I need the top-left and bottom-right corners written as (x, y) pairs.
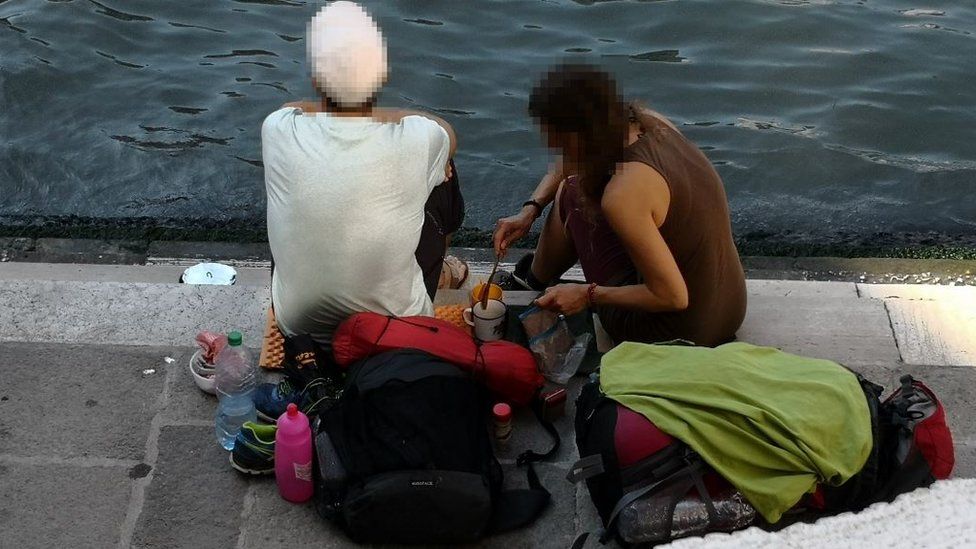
top-left (492, 403), bottom-right (513, 443)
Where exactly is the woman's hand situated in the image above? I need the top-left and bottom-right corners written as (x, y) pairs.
top-left (534, 283), bottom-right (590, 316)
top-left (493, 208), bottom-right (535, 258)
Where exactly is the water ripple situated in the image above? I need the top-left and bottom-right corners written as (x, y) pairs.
top-left (95, 50), bottom-right (145, 69)
top-left (1, 0), bottom-right (974, 239)
top-left (88, 0), bottom-right (152, 22)
top-left (110, 128), bottom-right (233, 152)
top-left (205, 49), bottom-right (278, 59)
top-left (168, 106), bottom-right (208, 115)
top-left (403, 18), bottom-right (444, 26)
top-left (230, 0), bottom-right (305, 6)
top-left (603, 50), bottom-right (687, 63)
top-left (0, 15), bottom-right (26, 33)
top-left (168, 22), bottom-right (226, 34)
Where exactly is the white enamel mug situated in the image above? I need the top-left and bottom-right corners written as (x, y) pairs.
top-left (463, 299), bottom-right (508, 342)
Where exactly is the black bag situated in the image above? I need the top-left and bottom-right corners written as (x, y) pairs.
top-left (313, 349), bottom-right (551, 545)
top-left (569, 377), bottom-right (756, 548)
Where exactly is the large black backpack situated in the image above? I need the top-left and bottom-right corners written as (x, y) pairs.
top-left (312, 349), bottom-right (551, 545)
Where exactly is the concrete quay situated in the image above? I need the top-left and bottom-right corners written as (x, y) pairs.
top-left (1, 258), bottom-right (974, 548)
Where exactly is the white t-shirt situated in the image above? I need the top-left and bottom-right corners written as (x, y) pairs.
top-left (262, 107), bottom-right (451, 347)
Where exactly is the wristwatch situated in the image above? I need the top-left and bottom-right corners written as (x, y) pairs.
top-left (522, 200), bottom-right (544, 219)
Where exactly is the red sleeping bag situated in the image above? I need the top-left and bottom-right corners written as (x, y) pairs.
top-left (332, 312), bottom-right (545, 406)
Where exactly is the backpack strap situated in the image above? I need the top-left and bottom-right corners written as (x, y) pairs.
top-left (516, 393), bottom-right (561, 466)
top-left (596, 451), bottom-right (716, 544)
top-left (488, 460), bottom-right (552, 533)
top-left (490, 392), bottom-right (561, 534)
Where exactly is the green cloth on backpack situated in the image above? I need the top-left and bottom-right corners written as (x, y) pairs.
top-left (599, 341), bottom-right (872, 523)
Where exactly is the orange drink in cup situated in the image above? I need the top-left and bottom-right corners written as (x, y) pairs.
top-left (470, 281), bottom-right (503, 307)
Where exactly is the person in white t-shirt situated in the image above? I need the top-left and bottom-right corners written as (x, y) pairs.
top-left (262, 1), bottom-right (462, 349)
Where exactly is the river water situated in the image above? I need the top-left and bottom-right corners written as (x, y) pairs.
top-left (1, 0), bottom-right (974, 247)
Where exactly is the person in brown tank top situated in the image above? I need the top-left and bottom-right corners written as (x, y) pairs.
top-left (492, 64), bottom-right (746, 347)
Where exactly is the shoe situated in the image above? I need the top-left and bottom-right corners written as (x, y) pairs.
top-left (253, 377), bottom-right (330, 423)
top-left (230, 421), bottom-right (276, 475)
top-left (493, 253), bottom-right (537, 291)
top-left (438, 255), bottom-right (470, 290)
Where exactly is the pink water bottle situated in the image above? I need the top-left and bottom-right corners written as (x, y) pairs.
top-left (275, 403), bottom-right (314, 503)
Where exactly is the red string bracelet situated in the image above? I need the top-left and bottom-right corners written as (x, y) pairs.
top-left (586, 283), bottom-right (598, 308)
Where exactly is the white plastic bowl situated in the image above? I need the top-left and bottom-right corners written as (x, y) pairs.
top-left (189, 350), bottom-right (217, 395)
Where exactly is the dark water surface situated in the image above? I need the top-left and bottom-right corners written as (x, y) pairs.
top-left (1, 0), bottom-right (975, 247)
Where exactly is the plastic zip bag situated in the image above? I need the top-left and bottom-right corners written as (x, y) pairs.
top-left (519, 306), bottom-right (592, 384)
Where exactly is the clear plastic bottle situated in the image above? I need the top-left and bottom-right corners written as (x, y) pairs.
top-left (214, 331), bottom-right (258, 450)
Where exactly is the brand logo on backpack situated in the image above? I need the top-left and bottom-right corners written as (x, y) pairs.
top-left (411, 480), bottom-right (438, 487)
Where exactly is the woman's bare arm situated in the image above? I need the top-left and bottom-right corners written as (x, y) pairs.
top-left (594, 163), bottom-right (688, 312)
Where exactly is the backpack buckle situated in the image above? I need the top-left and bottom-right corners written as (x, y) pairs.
top-left (567, 454), bottom-right (605, 484)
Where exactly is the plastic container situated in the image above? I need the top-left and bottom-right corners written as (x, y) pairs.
top-left (275, 403), bottom-right (314, 503)
top-left (492, 403), bottom-right (513, 444)
top-left (189, 350), bottom-right (216, 395)
top-left (214, 332), bottom-right (258, 450)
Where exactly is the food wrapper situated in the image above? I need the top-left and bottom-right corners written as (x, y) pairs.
top-left (195, 331), bottom-right (227, 364)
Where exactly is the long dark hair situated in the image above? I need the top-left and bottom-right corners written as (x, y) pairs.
top-left (529, 64), bottom-right (627, 212)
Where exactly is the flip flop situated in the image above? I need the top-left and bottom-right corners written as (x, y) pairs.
top-left (438, 255), bottom-right (470, 290)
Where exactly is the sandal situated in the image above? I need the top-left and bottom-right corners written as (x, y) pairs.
top-left (438, 255), bottom-right (470, 290)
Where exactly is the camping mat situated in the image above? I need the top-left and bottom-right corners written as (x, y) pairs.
top-left (258, 307), bottom-right (285, 370)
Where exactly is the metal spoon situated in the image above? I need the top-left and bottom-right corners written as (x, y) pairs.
top-left (480, 253), bottom-right (501, 309)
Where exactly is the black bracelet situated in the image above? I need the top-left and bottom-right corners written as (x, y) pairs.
top-left (522, 200), bottom-right (544, 219)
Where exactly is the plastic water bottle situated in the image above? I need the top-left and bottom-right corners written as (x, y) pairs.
top-left (214, 331), bottom-right (258, 450)
top-left (275, 403), bottom-right (314, 503)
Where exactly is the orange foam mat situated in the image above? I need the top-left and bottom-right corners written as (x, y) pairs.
top-left (258, 307), bottom-right (285, 370)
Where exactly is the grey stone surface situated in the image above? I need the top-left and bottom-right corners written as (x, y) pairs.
top-left (0, 462), bottom-right (133, 548)
top-left (239, 478), bottom-right (351, 549)
top-left (495, 377), bottom-right (584, 465)
top-left (0, 279), bottom-right (270, 346)
top-left (239, 463), bottom-right (578, 549)
top-left (858, 284), bottom-right (976, 367)
top-left (0, 237), bottom-right (36, 262)
top-left (164, 346), bottom-right (221, 423)
top-left (0, 261), bottom-right (271, 287)
top-left (147, 240), bottom-right (272, 263)
top-left (0, 342), bottom-right (164, 460)
top-left (575, 478), bottom-right (604, 541)
top-left (478, 463), bottom-right (579, 549)
top-left (857, 284), bottom-right (976, 301)
top-left (746, 279), bottom-right (857, 299)
top-left (737, 294), bottom-right (900, 367)
top-left (34, 238), bottom-right (148, 264)
top-left (2, 263), bottom-right (975, 548)
top-left (953, 444), bottom-right (976, 479)
top-left (132, 425), bottom-right (250, 549)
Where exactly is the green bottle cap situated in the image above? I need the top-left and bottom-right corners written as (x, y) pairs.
top-left (227, 331), bottom-right (243, 346)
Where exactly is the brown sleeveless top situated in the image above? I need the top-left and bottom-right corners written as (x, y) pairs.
top-left (560, 116), bottom-right (746, 346)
